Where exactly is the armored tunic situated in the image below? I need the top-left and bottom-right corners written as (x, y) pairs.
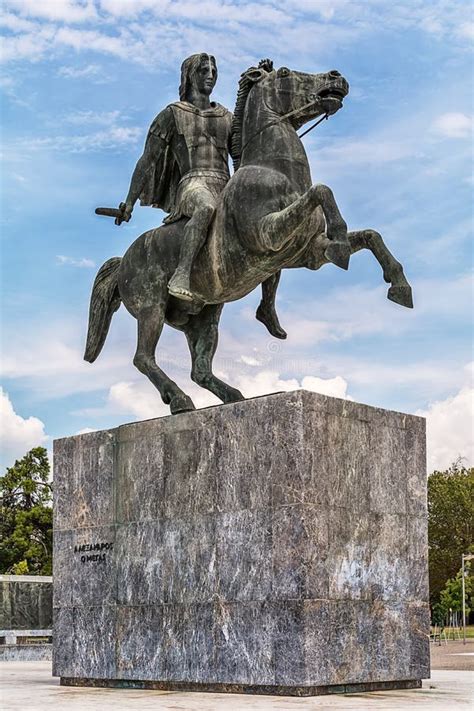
top-left (138, 101), bottom-right (233, 223)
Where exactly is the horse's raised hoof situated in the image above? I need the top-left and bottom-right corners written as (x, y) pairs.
top-left (169, 393), bottom-right (196, 415)
top-left (387, 285), bottom-right (413, 309)
top-left (256, 304), bottom-right (287, 339)
top-left (324, 241), bottom-right (351, 270)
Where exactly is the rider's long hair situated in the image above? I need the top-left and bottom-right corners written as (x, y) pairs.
top-left (179, 53), bottom-right (217, 101)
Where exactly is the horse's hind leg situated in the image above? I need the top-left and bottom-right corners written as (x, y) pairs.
top-left (348, 229), bottom-right (413, 308)
top-left (133, 305), bottom-right (195, 414)
top-left (184, 305), bottom-right (245, 404)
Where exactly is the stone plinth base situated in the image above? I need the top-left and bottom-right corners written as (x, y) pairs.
top-left (52, 390), bottom-right (430, 694)
top-left (60, 677), bottom-right (422, 696)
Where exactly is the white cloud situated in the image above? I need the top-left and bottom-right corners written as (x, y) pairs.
top-left (1, 0), bottom-right (471, 68)
top-left (301, 374), bottom-right (350, 399)
top-left (108, 381), bottom-right (171, 419)
top-left (75, 426), bottom-right (97, 435)
top-left (57, 63), bottom-right (102, 78)
top-left (64, 110), bottom-right (122, 125)
top-left (240, 354), bottom-right (263, 366)
top-left (0, 25), bottom-right (55, 63)
top-left (457, 21), bottom-right (474, 41)
top-left (432, 112), bottom-right (473, 139)
top-left (417, 366), bottom-right (474, 472)
top-left (0, 388), bottom-right (48, 468)
top-left (0, 74), bottom-right (33, 108)
top-left (316, 138), bottom-right (419, 168)
top-left (54, 26), bottom-right (130, 57)
top-left (98, 0), bottom-right (288, 25)
top-left (98, 0), bottom-right (161, 16)
top-left (3, 0), bottom-right (97, 23)
top-left (0, 11), bottom-right (37, 33)
top-left (15, 125), bottom-right (142, 153)
top-left (56, 255), bottom-right (95, 268)
top-left (0, 315), bottom-right (133, 397)
top-left (234, 369), bottom-right (351, 400)
top-left (0, 75), bottom-right (15, 90)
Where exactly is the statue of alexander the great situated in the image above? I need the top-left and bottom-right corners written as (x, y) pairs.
top-left (89, 57), bottom-right (413, 415)
top-left (114, 52), bottom-right (286, 338)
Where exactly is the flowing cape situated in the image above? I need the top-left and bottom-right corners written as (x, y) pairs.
top-left (138, 106), bottom-right (180, 212)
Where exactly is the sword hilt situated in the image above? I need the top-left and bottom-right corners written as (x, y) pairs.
top-left (95, 207), bottom-right (123, 218)
top-left (95, 203), bottom-right (131, 225)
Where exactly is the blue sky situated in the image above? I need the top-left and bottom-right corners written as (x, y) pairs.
top-left (1, 0), bottom-right (473, 472)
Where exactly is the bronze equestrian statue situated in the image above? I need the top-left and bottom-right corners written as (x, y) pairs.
top-left (86, 57), bottom-right (413, 415)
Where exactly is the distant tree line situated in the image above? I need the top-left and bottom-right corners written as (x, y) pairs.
top-left (428, 460), bottom-right (474, 624)
top-left (0, 447), bottom-right (52, 575)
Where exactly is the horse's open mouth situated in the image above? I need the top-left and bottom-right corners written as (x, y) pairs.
top-left (318, 88), bottom-right (346, 100)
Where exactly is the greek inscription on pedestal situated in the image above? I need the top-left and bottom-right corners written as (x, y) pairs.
top-left (74, 541), bottom-right (113, 564)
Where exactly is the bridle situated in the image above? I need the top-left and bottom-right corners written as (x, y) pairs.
top-left (239, 95), bottom-right (330, 156)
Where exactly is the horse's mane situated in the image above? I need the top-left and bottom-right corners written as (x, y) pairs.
top-left (231, 69), bottom-right (255, 171)
top-left (231, 59), bottom-right (273, 171)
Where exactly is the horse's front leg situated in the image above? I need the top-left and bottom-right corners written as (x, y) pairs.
top-left (348, 229), bottom-right (413, 308)
top-left (258, 183), bottom-right (350, 269)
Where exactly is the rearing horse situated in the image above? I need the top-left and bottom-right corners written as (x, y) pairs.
top-left (85, 62), bottom-right (413, 415)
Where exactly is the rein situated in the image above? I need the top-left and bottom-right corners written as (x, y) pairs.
top-left (239, 97), bottom-right (329, 155)
top-left (298, 113), bottom-right (328, 138)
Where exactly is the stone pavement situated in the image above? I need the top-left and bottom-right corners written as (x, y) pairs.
top-left (430, 638), bottom-right (474, 671)
top-left (1, 662), bottom-right (473, 711)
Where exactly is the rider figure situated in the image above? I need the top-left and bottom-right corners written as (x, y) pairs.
top-left (116, 52), bottom-right (286, 338)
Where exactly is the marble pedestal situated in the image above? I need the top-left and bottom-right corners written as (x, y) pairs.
top-left (52, 390), bottom-right (430, 696)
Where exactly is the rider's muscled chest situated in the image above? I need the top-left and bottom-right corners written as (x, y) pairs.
top-left (170, 104), bottom-right (231, 171)
top-left (172, 106), bottom-right (230, 148)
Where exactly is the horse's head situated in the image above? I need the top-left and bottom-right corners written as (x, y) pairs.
top-left (232, 60), bottom-right (349, 169)
top-left (245, 61), bottom-right (349, 129)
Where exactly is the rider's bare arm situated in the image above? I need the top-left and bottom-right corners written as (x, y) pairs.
top-left (116, 133), bottom-right (162, 224)
top-left (116, 107), bottom-right (173, 225)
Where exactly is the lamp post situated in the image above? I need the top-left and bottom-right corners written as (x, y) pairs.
top-left (462, 553), bottom-right (474, 645)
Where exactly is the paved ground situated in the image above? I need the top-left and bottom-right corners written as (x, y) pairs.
top-left (1, 661), bottom-right (472, 711)
top-left (430, 638), bottom-right (474, 671)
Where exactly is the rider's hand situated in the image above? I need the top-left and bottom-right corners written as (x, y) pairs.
top-left (115, 202), bottom-right (133, 226)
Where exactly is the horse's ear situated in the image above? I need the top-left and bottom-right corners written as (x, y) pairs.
top-left (242, 67), bottom-right (267, 84)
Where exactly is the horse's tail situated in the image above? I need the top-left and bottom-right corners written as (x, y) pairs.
top-left (84, 257), bottom-right (122, 363)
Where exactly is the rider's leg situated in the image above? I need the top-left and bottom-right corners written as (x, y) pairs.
top-left (256, 271), bottom-right (287, 339)
top-left (168, 200), bottom-right (215, 301)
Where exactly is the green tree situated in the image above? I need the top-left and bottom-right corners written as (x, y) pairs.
top-left (428, 461), bottom-right (474, 606)
top-left (0, 447), bottom-right (53, 575)
top-left (438, 563), bottom-right (474, 617)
